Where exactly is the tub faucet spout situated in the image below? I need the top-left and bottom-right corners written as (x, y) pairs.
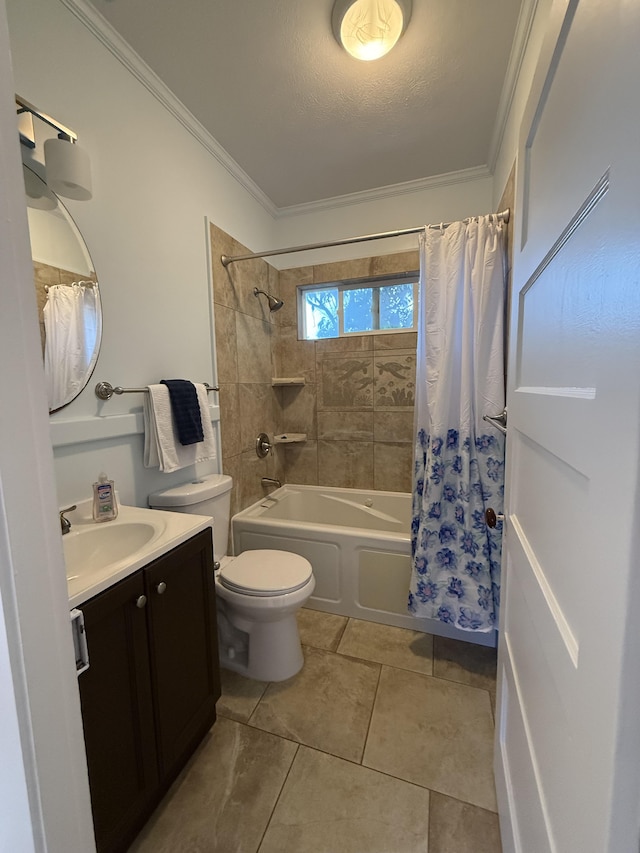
top-left (261, 477), bottom-right (281, 489)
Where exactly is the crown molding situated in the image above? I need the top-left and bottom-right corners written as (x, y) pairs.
top-left (275, 165), bottom-right (492, 218)
top-left (487, 0), bottom-right (540, 174)
top-left (57, 0), bottom-right (509, 221)
top-left (58, 0), bottom-right (278, 218)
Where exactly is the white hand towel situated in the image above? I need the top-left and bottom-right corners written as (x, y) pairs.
top-left (143, 383), bottom-right (217, 472)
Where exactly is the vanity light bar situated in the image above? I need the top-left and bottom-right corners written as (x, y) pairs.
top-left (95, 382), bottom-right (219, 401)
top-left (16, 95), bottom-right (78, 148)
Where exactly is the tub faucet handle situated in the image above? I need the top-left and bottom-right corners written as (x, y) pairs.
top-left (256, 433), bottom-right (273, 458)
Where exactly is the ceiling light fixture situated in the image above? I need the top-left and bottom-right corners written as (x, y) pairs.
top-left (332, 0), bottom-right (412, 61)
top-left (16, 95), bottom-right (92, 201)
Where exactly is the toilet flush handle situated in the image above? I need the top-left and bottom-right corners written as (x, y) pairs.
top-left (213, 561), bottom-right (221, 571)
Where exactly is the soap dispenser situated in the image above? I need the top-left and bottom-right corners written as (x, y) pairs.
top-left (92, 473), bottom-right (118, 522)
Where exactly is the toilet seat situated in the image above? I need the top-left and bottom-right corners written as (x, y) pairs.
top-left (219, 549), bottom-right (313, 597)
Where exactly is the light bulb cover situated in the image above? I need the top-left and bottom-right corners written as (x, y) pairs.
top-left (332, 0), bottom-right (412, 61)
top-left (44, 137), bottom-right (92, 201)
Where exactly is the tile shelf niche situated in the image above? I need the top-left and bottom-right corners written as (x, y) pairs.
top-left (274, 433), bottom-right (307, 444)
top-left (271, 377), bottom-right (306, 387)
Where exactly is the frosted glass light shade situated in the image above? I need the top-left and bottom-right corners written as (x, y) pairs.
top-left (44, 137), bottom-right (92, 201)
top-left (333, 0), bottom-right (411, 61)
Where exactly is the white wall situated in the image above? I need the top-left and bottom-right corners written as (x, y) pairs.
top-left (273, 173), bottom-right (494, 269)
top-left (7, 0), bottom-right (278, 508)
top-left (7, 0), bottom-right (504, 510)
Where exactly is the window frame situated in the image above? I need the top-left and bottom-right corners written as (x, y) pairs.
top-left (297, 271), bottom-right (419, 341)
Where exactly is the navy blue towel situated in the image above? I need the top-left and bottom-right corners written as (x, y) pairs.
top-left (160, 380), bottom-right (204, 446)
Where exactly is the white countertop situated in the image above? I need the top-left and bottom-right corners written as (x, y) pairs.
top-left (65, 501), bottom-right (213, 608)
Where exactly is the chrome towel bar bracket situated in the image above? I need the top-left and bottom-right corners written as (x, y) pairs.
top-left (483, 407), bottom-right (507, 435)
top-left (95, 381), bottom-right (219, 401)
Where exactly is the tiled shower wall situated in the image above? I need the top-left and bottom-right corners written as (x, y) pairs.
top-left (210, 225), bottom-right (284, 518)
top-left (273, 254), bottom-right (418, 494)
top-left (210, 223), bottom-right (418, 515)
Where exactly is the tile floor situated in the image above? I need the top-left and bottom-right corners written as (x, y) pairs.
top-left (130, 610), bottom-right (502, 853)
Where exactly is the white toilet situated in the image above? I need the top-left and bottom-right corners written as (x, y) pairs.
top-left (148, 474), bottom-right (314, 682)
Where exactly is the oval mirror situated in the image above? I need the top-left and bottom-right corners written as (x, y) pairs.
top-left (23, 164), bottom-right (102, 413)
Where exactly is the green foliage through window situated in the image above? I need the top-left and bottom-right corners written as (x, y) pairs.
top-left (299, 273), bottom-right (417, 340)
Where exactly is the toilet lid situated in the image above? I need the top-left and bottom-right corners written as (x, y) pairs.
top-left (219, 550), bottom-right (313, 597)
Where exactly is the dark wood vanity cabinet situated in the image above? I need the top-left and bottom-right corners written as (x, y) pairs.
top-left (77, 529), bottom-right (220, 853)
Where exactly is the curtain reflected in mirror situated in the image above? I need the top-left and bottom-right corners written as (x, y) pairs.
top-left (23, 164), bottom-right (102, 412)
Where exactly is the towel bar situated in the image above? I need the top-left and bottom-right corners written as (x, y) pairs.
top-left (483, 407), bottom-right (507, 435)
top-left (95, 381), bottom-right (219, 401)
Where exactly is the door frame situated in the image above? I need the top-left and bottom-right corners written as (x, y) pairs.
top-left (0, 1), bottom-right (95, 848)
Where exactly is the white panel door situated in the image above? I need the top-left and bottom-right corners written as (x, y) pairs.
top-left (494, 1), bottom-right (640, 851)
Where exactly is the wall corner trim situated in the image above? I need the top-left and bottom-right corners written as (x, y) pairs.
top-left (56, 0), bottom-right (500, 221)
top-left (275, 165), bottom-right (493, 218)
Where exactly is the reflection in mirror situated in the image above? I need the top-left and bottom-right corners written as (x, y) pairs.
top-left (23, 164), bottom-right (102, 413)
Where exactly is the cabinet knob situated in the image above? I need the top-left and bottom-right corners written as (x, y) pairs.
top-left (135, 595), bottom-right (147, 609)
top-left (156, 581), bottom-right (167, 595)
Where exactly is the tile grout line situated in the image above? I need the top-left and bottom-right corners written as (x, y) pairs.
top-left (255, 740), bottom-right (301, 853)
top-left (217, 632), bottom-right (498, 816)
top-left (245, 679), bottom-right (272, 727)
top-left (233, 716), bottom-right (499, 816)
top-left (332, 615), bottom-right (350, 652)
top-left (233, 646), bottom-right (495, 738)
top-left (432, 668), bottom-right (497, 690)
top-left (306, 628), bottom-right (435, 678)
top-left (303, 614), bottom-right (496, 687)
top-left (304, 636), bottom-right (496, 699)
top-left (427, 788), bottom-right (501, 817)
top-left (234, 716), bottom-right (441, 798)
top-left (358, 660), bottom-right (383, 766)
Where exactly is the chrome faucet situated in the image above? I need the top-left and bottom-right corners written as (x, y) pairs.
top-left (59, 504), bottom-right (77, 535)
top-left (261, 477), bottom-right (281, 489)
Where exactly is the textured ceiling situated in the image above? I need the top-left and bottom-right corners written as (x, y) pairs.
top-left (87, 0), bottom-right (523, 208)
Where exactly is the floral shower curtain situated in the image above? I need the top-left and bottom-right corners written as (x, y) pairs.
top-left (409, 216), bottom-right (506, 632)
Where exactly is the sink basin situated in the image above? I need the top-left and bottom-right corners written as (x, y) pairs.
top-left (63, 502), bottom-right (214, 608)
top-left (64, 521), bottom-right (159, 578)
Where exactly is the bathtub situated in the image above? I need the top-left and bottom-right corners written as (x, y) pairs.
top-left (231, 484), bottom-right (495, 647)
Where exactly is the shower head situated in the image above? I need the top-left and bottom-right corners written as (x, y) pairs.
top-left (253, 287), bottom-right (284, 312)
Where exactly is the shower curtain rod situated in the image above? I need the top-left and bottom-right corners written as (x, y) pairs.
top-left (220, 209), bottom-right (510, 267)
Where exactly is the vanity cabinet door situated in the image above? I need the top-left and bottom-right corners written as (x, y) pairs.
top-left (78, 570), bottom-right (158, 853)
top-left (144, 528), bottom-right (221, 782)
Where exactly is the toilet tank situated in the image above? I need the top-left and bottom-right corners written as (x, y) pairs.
top-left (148, 474), bottom-right (233, 558)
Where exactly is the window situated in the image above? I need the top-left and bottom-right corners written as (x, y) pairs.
top-left (298, 272), bottom-right (418, 340)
